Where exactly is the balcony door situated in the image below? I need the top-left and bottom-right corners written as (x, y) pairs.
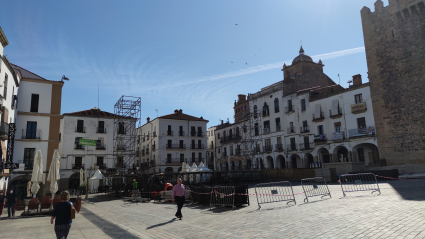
top-left (97, 157), bottom-right (104, 167)
top-left (75, 157), bottom-right (82, 168)
top-left (98, 121), bottom-right (105, 133)
top-left (26, 121), bottom-right (37, 139)
top-left (24, 148), bottom-right (36, 170)
top-left (304, 137), bottom-right (310, 149)
top-left (77, 120), bottom-right (84, 133)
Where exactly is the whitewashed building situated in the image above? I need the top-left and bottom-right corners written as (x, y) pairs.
top-left (211, 47), bottom-right (378, 175)
top-left (136, 109), bottom-right (208, 173)
top-left (0, 26), bottom-right (19, 180)
top-left (58, 108), bottom-right (126, 191)
top-left (9, 64), bottom-right (65, 196)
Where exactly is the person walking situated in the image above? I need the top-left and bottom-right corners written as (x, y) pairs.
top-left (0, 190), bottom-right (5, 217)
top-left (5, 189), bottom-right (16, 217)
top-left (172, 178), bottom-right (186, 220)
top-left (51, 191), bottom-right (75, 239)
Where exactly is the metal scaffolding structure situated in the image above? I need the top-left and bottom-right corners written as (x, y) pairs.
top-left (238, 110), bottom-right (264, 169)
top-left (113, 96), bottom-right (141, 171)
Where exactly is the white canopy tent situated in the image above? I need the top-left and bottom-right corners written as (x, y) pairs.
top-left (88, 169), bottom-right (103, 193)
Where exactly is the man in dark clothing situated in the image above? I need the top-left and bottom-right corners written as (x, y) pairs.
top-left (6, 189), bottom-right (16, 217)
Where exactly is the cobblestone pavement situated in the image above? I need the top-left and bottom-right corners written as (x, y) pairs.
top-left (79, 180), bottom-right (425, 239)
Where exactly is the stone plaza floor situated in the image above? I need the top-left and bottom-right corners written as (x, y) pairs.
top-left (1, 180), bottom-right (425, 238)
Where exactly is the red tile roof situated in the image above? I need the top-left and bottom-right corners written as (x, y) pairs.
top-left (11, 64), bottom-right (63, 83)
top-left (63, 108), bottom-right (119, 118)
top-left (158, 110), bottom-right (208, 122)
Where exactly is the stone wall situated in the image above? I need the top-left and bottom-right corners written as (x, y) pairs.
top-left (361, 0), bottom-right (425, 165)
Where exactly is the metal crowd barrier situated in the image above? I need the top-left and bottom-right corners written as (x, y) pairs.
top-left (255, 181), bottom-right (296, 209)
top-left (339, 173), bottom-right (381, 197)
top-left (301, 177), bottom-right (331, 203)
top-left (210, 186), bottom-right (235, 209)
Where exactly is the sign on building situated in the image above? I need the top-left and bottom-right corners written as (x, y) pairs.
top-left (351, 102), bottom-right (366, 113)
top-left (78, 138), bottom-right (98, 146)
top-left (4, 123), bottom-right (17, 170)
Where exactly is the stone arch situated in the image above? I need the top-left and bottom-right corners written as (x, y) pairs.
top-left (218, 162), bottom-right (222, 171)
top-left (165, 167), bottom-right (173, 174)
top-left (305, 153), bottom-right (314, 168)
top-left (352, 143), bottom-right (380, 166)
top-left (333, 145), bottom-right (349, 162)
top-left (258, 157), bottom-right (265, 169)
top-left (246, 158), bottom-right (252, 170)
top-left (9, 175), bottom-right (32, 199)
top-left (230, 161), bottom-right (236, 171)
top-left (237, 160), bottom-right (243, 170)
top-left (276, 154), bottom-right (285, 169)
top-left (266, 156), bottom-right (274, 169)
top-left (223, 161), bottom-right (228, 172)
top-left (69, 172), bottom-right (81, 190)
top-left (318, 147), bottom-right (330, 164)
top-left (290, 154), bottom-right (301, 168)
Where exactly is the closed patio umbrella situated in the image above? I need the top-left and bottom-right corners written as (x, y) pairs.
top-left (31, 150), bottom-right (44, 198)
top-left (79, 168), bottom-right (84, 187)
top-left (47, 149), bottom-right (60, 209)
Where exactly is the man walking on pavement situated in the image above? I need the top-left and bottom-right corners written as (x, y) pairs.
top-left (6, 189), bottom-right (16, 217)
top-left (172, 178), bottom-right (186, 220)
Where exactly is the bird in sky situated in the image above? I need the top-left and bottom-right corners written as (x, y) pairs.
top-left (246, 63), bottom-right (247, 65)
top-left (231, 61), bottom-right (233, 63)
top-left (235, 24), bottom-right (238, 25)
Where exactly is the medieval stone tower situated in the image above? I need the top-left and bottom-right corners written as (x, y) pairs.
top-left (361, 0), bottom-right (425, 166)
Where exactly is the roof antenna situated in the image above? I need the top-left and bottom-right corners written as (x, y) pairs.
top-left (98, 84), bottom-right (100, 110)
top-left (155, 109), bottom-right (158, 117)
top-left (338, 74), bottom-right (340, 85)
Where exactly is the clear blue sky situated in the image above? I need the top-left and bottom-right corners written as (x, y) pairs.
top-left (0, 0), bottom-right (387, 127)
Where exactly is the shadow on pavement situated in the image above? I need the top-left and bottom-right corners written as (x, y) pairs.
top-left (79, 207), bottom-right (139, 239)
top-left (385, 180), bottom-right (425, 201)
top-left (146, 218), bottom-right (177, 229)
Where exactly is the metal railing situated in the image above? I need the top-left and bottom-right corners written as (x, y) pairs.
top-left (145, 148), bottom-right (149, 155)
top-left (179, 131), bottom-right (185, 136)
top-left (263, 145), bottom-right (273, 152)
top-left (263, 128), bottom-right (270, 134)
top-left (74, 145), bottom-right (84, 150)
top-left (152, 145), bottom-right (156, 150)
top-left (276, 125), bottom-right (281, 131)
top-left (222, 152), bottom-right (227, 157)
top-left (96, 144), bottom-right (105, 150)
top-left (301, 177), bottom-right (331, 203)
top-left (197, 132), bottom-right (204, 137)
top-left (190, 144), bottom-right (204, 149)
top-left (275, 144), bottom-right (284, 152)
top-left (287, 126), bottom-right (296, 134)
top-left (22, 129), bottom-right (41, 140)
top-left (299, 142), bottom-right (314, 150)
top-left (300, 126), bottom-right (309, 133)
top-left (96, 127), bottom-right (106, 133)
top-left (313, 112), bottom-right (325, 120)
top-left (329, 107), bottom-right (343, 117)
top-left (95, 165), bottom-right (106, 170)
top-left (167, 131), bottom-right (173, 136)
top-left (191, 131), bottom-right (196, 136)
top-left (118, 129), bottom-right (126, 135)
top-left (190, 157), bottom-right (204, 163)
top-left (285, 105), bottom-right (295, 113)
top-left (314, 134), bottom-right (327, 142)
top-left (262, 109), bottom-right (270, 117)
top-left (255, 181), bottom-right (296, 209)
top-left (75, 127), bottom-right (86, 133)
top-left (72, 164), bottom-right (84, 169)
top-left (286, 144), bottom-right (297, 151)
top-left (117, 145), bottom-right (126, 150)
top-left (348, 126), bottom-right (375, 138)
top-left (339, 173), bottom-right (381, 197)
top-left (166, 144), bottom-right (186, 149)
top-left (331, 131), bottom-right (345, 141)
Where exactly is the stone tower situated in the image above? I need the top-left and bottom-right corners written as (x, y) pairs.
top-left (361, 0), bottom-right (425, 166)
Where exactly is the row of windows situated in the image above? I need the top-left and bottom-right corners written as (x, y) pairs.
top-left (235, 104), bottom-right (248, 113)
top-left (166, 153), bottom-right (205, 163)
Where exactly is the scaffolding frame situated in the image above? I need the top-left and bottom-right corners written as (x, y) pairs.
top-left (113, 96), bottom-right (141, 172)
top-left (238, 110), bottom-right (264, 169)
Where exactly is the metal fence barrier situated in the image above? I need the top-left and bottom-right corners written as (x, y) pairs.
top-left (255, 181), bottom-right (296, 209)
top-left (210, 186), bottom-right (235, 209)
top-left (301, 177), bottom-right (331, 203)
top-left (339, 173), bottom-right (381, 197)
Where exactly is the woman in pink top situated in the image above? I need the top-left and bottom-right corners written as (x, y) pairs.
top-left (172, 178), bottom-right (186, 220)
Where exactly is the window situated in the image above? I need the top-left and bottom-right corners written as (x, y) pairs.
top-left (218, 133), bottom-right (220, 139)
top-left (117, 157), bottom-right (123, 167)
top-left (357, 148), bottom-right (365, 162)
top-left (254, 105), bottom-right (258, 118)
top-left (75, 137), bottom-right (83, 149)
top-left (98, 121), bottom-right (105, 133)
top-left (180, 154), bottom-right (185, 163)
top-left (75, 157), bottom-right (83, 169)
top-left (167, 125), bottom-right (172, 135)
top-left (3, 74), bottom-right (7, 99)
top-left (24, 148), bottom-right (36, 170)
top-left (179, 140), bottom-right (184, 148)
top-left (263, 103), bottom-right (269, 116)
top-left (236, 127), bottom-right (240, 137)
top-left (197, 126), bottom-right (202, 136)
top-left (77, 120), bottom-right (84, 133)
top-left (334, 122), bottom-right (341, 133)
top-left (288, 99), bottom-right (293, 112)
top-left (254, 123), bottom-right (259, 136)
top-left (118, 122), bottom-right (125, 134)
top-left (318, 125), bottom-right (324, 135)
top-left (354, 94), bottom-right (363, 104)
top-left (192, 153), bottom-right (195, 162)
top-left (191, 140), bottom-right (195, 148)
top-left (191, 126), bottom-right (196, 136)
top-left (198, 140), bottom-right (202, 149)
top-left (243, 126), bottom-right (247, 133)
top-left (230, 145), bottom-right (233, 155)
top-left (167, 154), bottom-right (172, 163)
top-left (275, 118), bottom-right (281, 127)
top-left (274, 98), bottom-right (279, 113)
top-left (97, 157), bottom-right (104, 167)
top-left (245, 105), bottom-right (248, 110)
top-left (198, 153), bottom-right (202, 162)
top-left (167, 140), bottom-right (172, 148)
top-left (301, 99), bottom-right (306, 111)
top-left (97, 137), bottom-right (104, 149)
top-left (30, 94), bottom-right (39, 113)
top-left (26, 121), bottom-right (37, 139)
top-left (357, 117), bottom-right (366, 129)
top-left (304, 137), bottom-right (310, 149)
top-left (179, 126), bottom-right (184, 136)
top-left (290, 138), bottom-right (296, 150)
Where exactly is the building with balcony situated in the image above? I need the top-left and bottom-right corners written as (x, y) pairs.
top-left (8, 63), bottom-right (65, 196)
top-left (136, 109), bottom-right (208, 173)
top-left (209, 47), bottom-right (379, 174)
top-left (58, 107), bottom-right (130, 191)
top-left (0, 26), bottom-right (19, 180)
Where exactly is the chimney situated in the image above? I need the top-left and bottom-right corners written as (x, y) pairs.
top-left (238, 94), bottom-right (246, 102)
top-left (147, 117), bottom-right (150, 123)
top-left (352, 74), bottom-right (362, 86)
top-left (179, 109), bottom-right (183, 114)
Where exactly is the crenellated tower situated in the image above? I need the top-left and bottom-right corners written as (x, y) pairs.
top-left (361, 0), bottom-right (425, 165)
